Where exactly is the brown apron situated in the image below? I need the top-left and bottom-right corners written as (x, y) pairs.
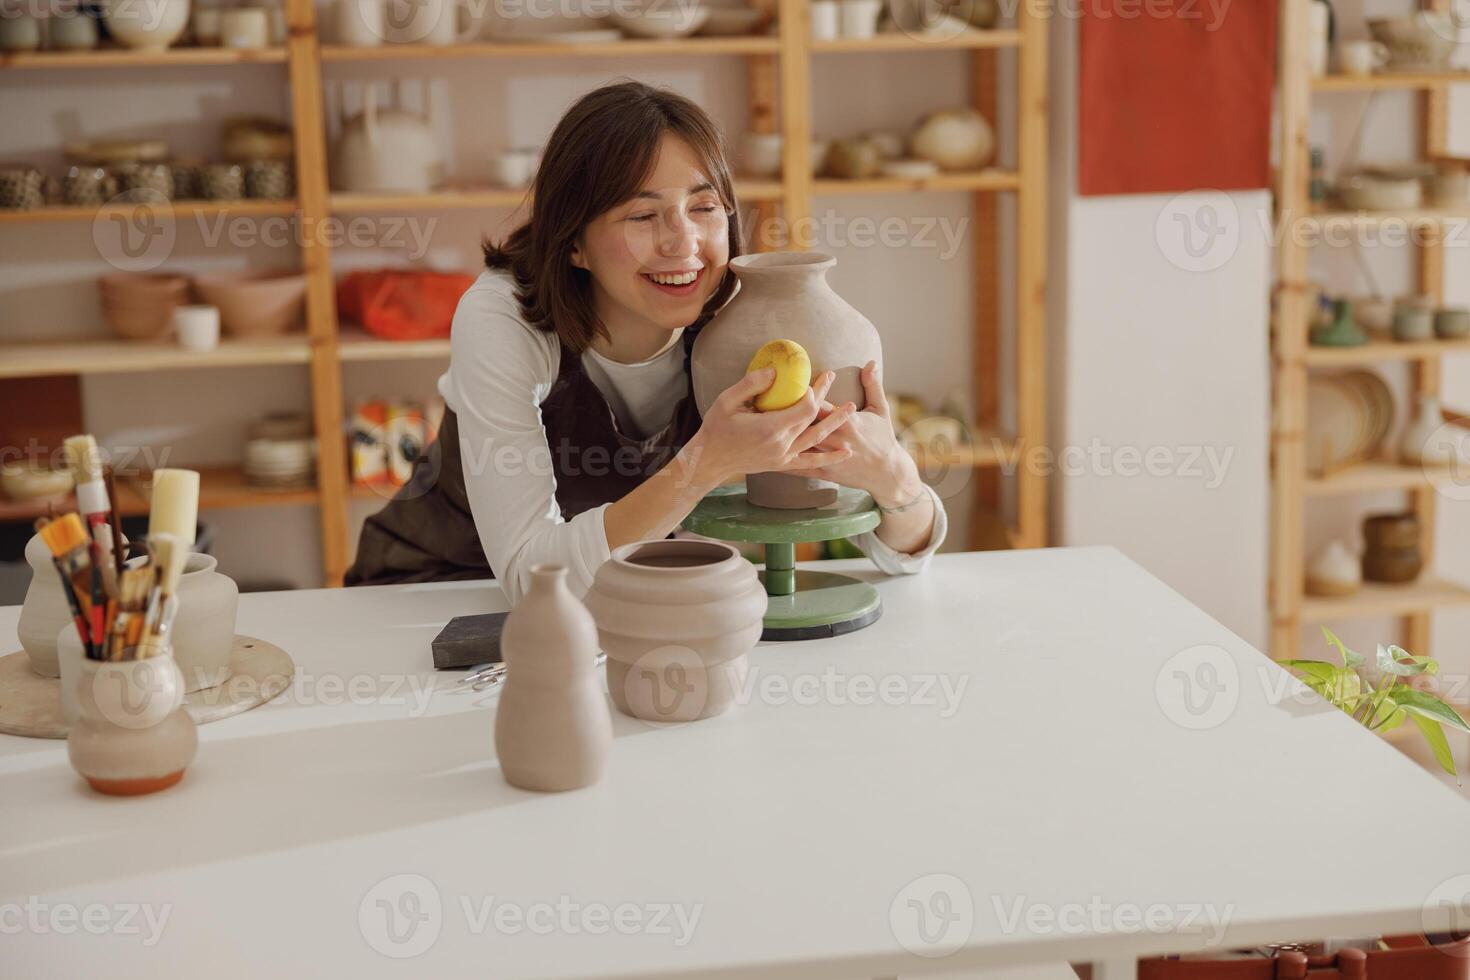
top-left (344, 327), bottom-right (703, 586)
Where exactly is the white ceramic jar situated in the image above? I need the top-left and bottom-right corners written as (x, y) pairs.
top-left (18, 528), bottom-right (125, 678)
top-left (106, 0), bottom-right (191, 51)
top-left (169, 553), bottom-right (239, 692)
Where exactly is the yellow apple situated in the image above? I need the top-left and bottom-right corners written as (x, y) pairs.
top-left (746, 339), bottom-right (812, 412)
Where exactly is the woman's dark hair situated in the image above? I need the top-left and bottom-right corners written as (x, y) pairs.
top-left (483, 80), bottom-right (743, 355)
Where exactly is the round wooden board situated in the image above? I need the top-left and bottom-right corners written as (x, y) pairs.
top-left (0, 635), bottom-right (295, 739)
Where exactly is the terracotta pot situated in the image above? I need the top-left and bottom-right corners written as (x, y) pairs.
top-left (494, 565), bottom-right (610, 792)
top-left (585, 540), bottom-right (765, 723)
top-left (127, 552), bottom-right (239, 692)
top-left (192, 270), bottom-right (306, 337)
top-left (692, 251), bottom-right (883, 508)
top-left (67, 651), bottom-right (197, 796)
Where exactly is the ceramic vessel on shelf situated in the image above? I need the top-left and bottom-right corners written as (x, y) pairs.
top-left (49, 9), bottom-right (100, 50)
top-left (492, 148), bottom-right (538, 188)
top-left (697, 6), bottom-right (764, 36)
top-left (0, 164), bottom-right (44, 210)
top-left (200, 162), bottom-right (244, 200)
top-left (1306, 540), bottom-right (1361, 598)
top-left (881, 158), bottom-right (940, 180)
top-left (1350, 294), bottom-right (1392, 332)
top-left (1368, 11), bottom-right (1467, 72)
top-left (810, 0), bottom-right (839, 40)
top-left (337, 0), bottom-right (385, 46)
top-left (384, 0), bottom-right (467, 45)
top-left (909, 107), bottom-right (994, 172)
top-left (825, 138), bottom-right (881, 179)
top-left (1308, 0), bottom-right (1330, 76)
top-left (1426, 170), bottom-right (1468, 208)
top-left (584, 540), bottom-right (765, 724)
top-left (222, 116), bottom-right (293, 162)
top-left (1435, 308), bottom-right (1470, 340)
top-left (1361, 512), bottom-right (1423, 585)
top-left (67, 649), bottom-right (197, 796)
top-left (1400, 394), bottom-right (1460, 468)
top-left (691, 251), bottom-right (883, 509)
top-left (742, 133), bottom-right (782, 178)
top-left (1305, 370), bottom-right (1394, 474)
top-left (1337, 39), bottom-right (1388, 76)
top-left (221, 7), bottom-right (269, 48)
top-left (809, 139), bottom-right (830, 177)
top-left (862, 130), bottom-right (905, 160)
top-left (1310, 298), bottom-right (1367, 347)
top-left (1337, 171), bottom-right (1421, 211)
top-left (839, 0), bottom-right (882, 38)
top-left (106, 0), bottom-right (191, 50)
top-left (174, 305), bottom-right (221, 352)
top-left (192, 270), bottom-right (306, 336)
top-left (1392, 303), bottom-right (1434, 342)
top-left (100, 272), bottom-right (189, 341)
top-left (494, 565), bottom-right (610, 792)
top-left (2, 463), bottom-right (74, 505)
top-left (609, 0), bottom-right (709, 38)
top-left (192, 5), bottom-right (222, 44)
top-left (123, 552), bottom-right (239, 693)
top-left (332, 83), bottom-right (445, 193)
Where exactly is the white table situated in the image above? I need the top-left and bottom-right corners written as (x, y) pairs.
top-left (2, 548), bottom-right (1468, 980)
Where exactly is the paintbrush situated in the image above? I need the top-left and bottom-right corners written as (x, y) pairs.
top-left (104, 464), bottom-right (126, 585)
top-left (139, 533), bottom-right (187, 660)
top-left (62, 435), bottom-right (111, 643)
top-left (38, 514), bottom-right (98, 659)
top-left (110, 567), bottom-right (154, 660)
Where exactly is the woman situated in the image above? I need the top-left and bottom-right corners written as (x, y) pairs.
top-left (346, 81), bottom-right (946, 601)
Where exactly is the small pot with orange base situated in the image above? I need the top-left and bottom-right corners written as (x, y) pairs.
top-left (66, 648), bottom-right (198, 796)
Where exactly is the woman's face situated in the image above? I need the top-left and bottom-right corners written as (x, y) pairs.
top-left (572, 134), bottom-right (731, 335)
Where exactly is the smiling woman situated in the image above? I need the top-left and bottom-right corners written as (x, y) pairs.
top-left (344, 81), bottom-right (945, 601)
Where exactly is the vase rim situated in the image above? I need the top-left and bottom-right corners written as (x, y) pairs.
top-left (730, 251), bottom-right (836, 275)
top-left (609, 539), bottom-right (739, 571)
top-left (126, 551), bottom-right (217, 577)
top-left (529, 563), bottom-right (568, 581)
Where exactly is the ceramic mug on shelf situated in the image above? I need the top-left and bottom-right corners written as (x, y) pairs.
top-left (742, 133), bottom-right (782, 178)
top-left (810, 0), bottom-right (839, 40)
top-left (337, 0), bottom-right (385, 46)
top-left (1338, 40), bottom-right (1390, 77)
top-left (0, 164), bottom-right (45, 210)
top-left (839, 0), bottom-right (882, 38)
top-left (48, 10), bottom-right (100, 50)
top-left (63, 164), bottom-right (118, 205)
top-left (1435, 307), bottom-right (1470, 340)
top-left (385, 0), bottom-right (473, 45)
top-left (1392, 304), bottom-right (1434, 342)
top-left (201, 162), bottom-right (244, 200)
top-left (491, 148), bottom-right (538, 189)
top-left (174, 305), bottom-right (221, 351)
top-left (221, 7), bottom-right (270, 48)
top-left (0, 10), bottom-right (43, 51)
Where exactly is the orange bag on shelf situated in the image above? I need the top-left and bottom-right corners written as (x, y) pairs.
top-left (336, 269), bottom-right (475, 341)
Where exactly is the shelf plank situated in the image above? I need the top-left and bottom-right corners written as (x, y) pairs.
top-left (813, 170), bottom-right (1021, 195)
top-left (813, 28), bottom-right (1021, 53)
top-left (1313, 71), bottom-right (1470, 92)
top-left (1304, 459), bottom-right (1464, 496)
top-left (1299, 206), bottom-right (1470, 229)
top-left (337, 328), bottom-right (450, 362)
top-left (0, 199), bottom-right (297, 225)
top-left (0, 45), bottom-right (288, 70)
top-left (331, 179), bottom-right (783, 213)
top-left (0, 466), bottom-right (314, 524)
top-left (1301, 577), bottom-right (1470, 622)
top-left (1303, 333), bottom-right (1470, 366)
top-left (319, 36), bottom-right (779, 61)
top-left (0, 336), bottom-right (311, 379)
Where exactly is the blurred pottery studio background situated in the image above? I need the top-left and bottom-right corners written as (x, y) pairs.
top-left (2, 2), bottom-right (1469, 781)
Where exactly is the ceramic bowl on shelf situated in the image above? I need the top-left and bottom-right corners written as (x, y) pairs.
top-left (1349, 295), bottom-right (1392, 333)
top-left (104, 0), bottom-right (191, 51)
top-left (193, 270), bottom-right (307, 337)
top-left (65, 138), bottom-right (170, 166)
top-left (1368, 13), bottom-right (1463, 72)
top-left (881, 158), bottom-right (940, 179)
top-left (99, 272), bottom-right (190, 340)
top-left (609, 1), bottom-right (709, 38)
top-left (1336, 171), bottom-right (1422, 211)
top-left (697, 6), bottom-right (764, 36)
top-left (742, 133), bottom-right (782, 178)
top-left (0, 462), bottom-right (75, 503)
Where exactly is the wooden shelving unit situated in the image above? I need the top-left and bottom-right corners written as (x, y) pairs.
top-left (1271, 0), bottom-right (1469, 660)
top-left (1, 0), bottom-right (1049, 583)
top-left (0, 199), bottom-right (297, 224)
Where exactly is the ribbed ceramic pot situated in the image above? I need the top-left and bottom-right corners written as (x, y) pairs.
top-left (67, 650), bottom-right (197, 796)
top-left (692, 251), bottom-right (883, 509)
top-left (495, 565), bottom-right (611, 792)
top-left (125, 553), bottom-right (238, 692)
top-left (585, 540), bottom-right (765, 723)
top-left (18, 529), bottom-right (125, 678)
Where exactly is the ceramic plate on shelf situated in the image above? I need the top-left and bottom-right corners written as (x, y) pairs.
top-left (1306, 376), bottom-right (1363, 473)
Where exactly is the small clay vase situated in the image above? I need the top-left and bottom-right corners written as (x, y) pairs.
top-left (1362, 512), bottom-right (1423, 585)
top-left (1306, 540), bottom-right (1361, 597)
top-left (126, 552), bottom-right (239, 692)
top-left (1435, 307), bottom-right (1470, 340)
top-left (494, 565), bottom-right (610, 792)
top-left (1310, 298), bottom-right (1368, 347)
top-left (585, 540), bottom-right (766, 723)
top-left (67, 650), bottom-right (198, 796)
top-left (1399, 394), bottom-right (1458, 467)
top-left (692, 251), bottom-right (883, 509)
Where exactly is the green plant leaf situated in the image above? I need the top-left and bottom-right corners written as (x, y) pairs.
top-left (1410, 713), bottom-right (1459, 781)
top-left (1376, 644), bottom-right (1428, 677)
top-left (1367, 695), bottom-right (1406, 732)
top-left (1280, 660), bottom-right (1361, 710)
top-left (1321, 627), bottom-right (1364, 667)
top-left (1394, 688), bottom-right (1470, 734)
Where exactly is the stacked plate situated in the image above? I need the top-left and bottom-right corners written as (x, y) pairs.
top-left (244, 414), bottom-right (316, 490)
top-left (1306, 371), bottom-right (1395, 474)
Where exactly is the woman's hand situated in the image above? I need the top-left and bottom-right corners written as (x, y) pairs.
top-left (680, 368), bottom-right (856, 490)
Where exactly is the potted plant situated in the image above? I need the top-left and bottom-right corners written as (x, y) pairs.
top-left (1126, 629), bottom-right (1470, 979)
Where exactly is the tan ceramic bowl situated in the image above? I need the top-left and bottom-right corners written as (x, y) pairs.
top-left (98, 272), bottom-right (188, 340)
top-left (193, 270), bottom-right (306, 337)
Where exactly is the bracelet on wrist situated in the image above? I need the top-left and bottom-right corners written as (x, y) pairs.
top-left (875, 485), bottom-right (929, 514)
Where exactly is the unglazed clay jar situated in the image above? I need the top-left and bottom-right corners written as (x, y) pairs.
top-left (130, 553), bottom-right (239, 693)
top-left (692, 251), bottom-right (883, 509)
top-left (67, 652), bottom-right (197, 796)
top-left (585, 540), bottom-right (765, 723)
top-left (19, 528), bottom-right (125, 677)
top-left (494, 565), bottom-right (611, 792)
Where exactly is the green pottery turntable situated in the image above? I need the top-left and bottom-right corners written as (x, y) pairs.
top-left (682, 484), bottom-right (881, 641)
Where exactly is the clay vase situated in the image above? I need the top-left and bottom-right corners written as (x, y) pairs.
top-left (136, 553), bottom-right (239, 693)
top-left (67, 651), bottom-right (197, 796)
top-left (494, 565), bottom-right (611, 792)
top-left (18, 528), bottom-right (125, 678)
top-left (584, 540), bottom-right (765, 723)
top-left (692, 251), bottom-right (883, 509)
top-left (1399, 394), bottom-right (1459, 468)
